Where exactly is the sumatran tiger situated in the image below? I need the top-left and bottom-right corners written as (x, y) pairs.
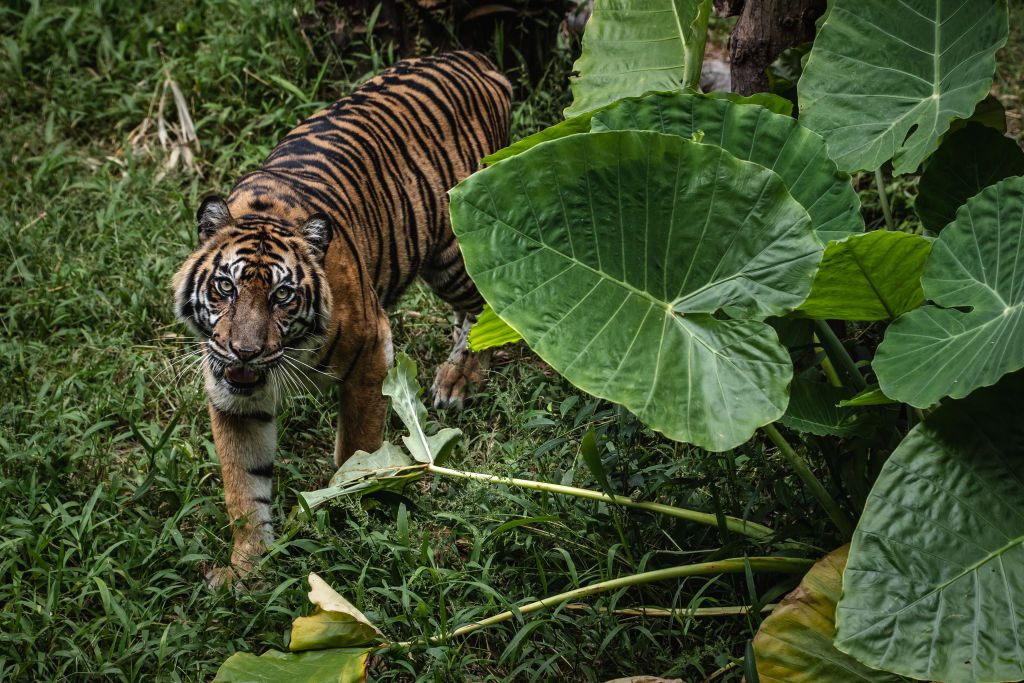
top-left (172, 51), bottom-right (511, 586)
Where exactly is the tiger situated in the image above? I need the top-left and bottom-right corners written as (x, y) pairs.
top-left (171, 51), bottom-right (511, 586)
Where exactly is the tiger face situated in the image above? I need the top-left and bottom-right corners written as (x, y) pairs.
top-left (173, 196), bottom-right (332, 401)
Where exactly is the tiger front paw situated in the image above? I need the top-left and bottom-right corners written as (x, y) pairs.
top-left (204, 565), bottom-right (242, 590)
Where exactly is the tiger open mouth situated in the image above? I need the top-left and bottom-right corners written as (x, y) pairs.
top-left (223, 365), bottom-right (266, 391)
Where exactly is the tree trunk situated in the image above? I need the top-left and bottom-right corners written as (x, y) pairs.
top-left (723, 0), bottom-right (825, 95)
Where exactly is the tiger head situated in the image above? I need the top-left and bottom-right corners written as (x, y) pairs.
top-left (172, 196), bottom-right (332, 397)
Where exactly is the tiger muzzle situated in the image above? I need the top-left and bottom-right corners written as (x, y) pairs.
top-left (223, 364), bottom-right (264, 389)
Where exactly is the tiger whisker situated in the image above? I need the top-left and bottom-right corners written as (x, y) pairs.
top-left (270, 364), bottom-right (295, 400)
top-left (281, 351), bottom-right (338, 381)
top-left (171, 353), bottom-right (207, 386)
top-left (154, 348), bottom-right (205, 382)
top-left (280, 358), bottom-right (328, 405)
top-left (280, 360), bottom-right (309, 399)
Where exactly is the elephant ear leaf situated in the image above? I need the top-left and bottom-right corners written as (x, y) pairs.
top-left (468, 305), bottom-right (522, 351)
top-left (779, 378), bottom-right (871, 438)
top-left (798, 0), bottom-right (1008, 174)
top-left (836, 372), bottom-right (1024, 683)
top-left (796, 230), bottom-right (932, 321)
top-left (564, 0), bottom-right (712, 117)
top-left (752, 545), bottom-right (909, 683)
top-left (383, 353), bottom-right (461, 465)
top-left (450, 131), bottom-right (821, 451)
top-left (214, 575), bottom-right (380, 682)
top-left (591, 92), bottom-right (863, 243)
top-left (915, 122), bottom-right (1024, 233)
top-left (214, 649), bottom-right (371, 683)
top-left (875, 176), bottom-right (1024, 407)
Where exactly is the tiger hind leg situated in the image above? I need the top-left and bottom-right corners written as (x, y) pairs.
top-left (422, 242), bottom-right (490, 410)
top-left (430, 310), bottom-right (492, 410)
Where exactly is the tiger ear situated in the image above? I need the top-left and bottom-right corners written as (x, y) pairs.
top-left (301, 213), bottom-right (330, 260)
top-left (197, 196), bottom-right (233, 245)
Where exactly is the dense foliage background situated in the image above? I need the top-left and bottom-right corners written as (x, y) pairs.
top-left (2, 1), bottom-right (1023, 681)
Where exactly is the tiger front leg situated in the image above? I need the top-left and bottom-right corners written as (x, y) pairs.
top-left (205, 404), bottom-right (277, 588)
top-left (334, 316), bottom-right (392, 467)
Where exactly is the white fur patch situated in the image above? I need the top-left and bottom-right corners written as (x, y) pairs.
top-left (383, 328), bottom-right (394, 367)
top-left (204, 361), bottom-right (279, 415)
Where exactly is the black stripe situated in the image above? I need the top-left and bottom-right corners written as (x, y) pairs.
top-left (215, 408), bottom-right (274, 422)
top-left (316, 328), bottom-right (342, 372)
top-left (213, 51), bottom-right (509, 324)
top-left (246, 463), bottom-right (274, 478)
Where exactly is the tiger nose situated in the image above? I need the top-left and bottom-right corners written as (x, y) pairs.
top-left (229, 341), bottom-right (263, 361)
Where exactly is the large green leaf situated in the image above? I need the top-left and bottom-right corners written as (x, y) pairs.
top-left (875, 176), bottom-right (1024, 407)
top-left (564, 0), bottom-right (711, 117)
top-left (835, 373), bottom-right (1024, 683)
top-left (591, 92), bottom-right (863, 242)
top-left (916, 122), bottom-right (1024, 232)
top-left (482, 113), bottom-right (596, 165)
top-left (795, 231), bottom-right (932, 321)
top-left (383, 353), bottom-right (461, 465)
top-left (948, 93), bottom-right (1008, 135)
top-left (299, 443), bottom-right (423, 509)
top-left (704, 90), bottom-right (793, 117)
top-left (450, 132), bottom-right (822, 451)
top-left (290, 574), bottom-right (384, 651)
top-left (487, 91), bottom-right (793, 166)
top-left (798, 0), bottom-right (1008, 174)
top-left (301, 354), bottom-right (461, 508)
top-left (214, 649), bottom-right (370, 683)
top-left (467, 304), bottom-right (522, 351)
top-left (779, 378), bottom-right (869, 438)
top-left (213, 577), bottom-right (380, 682)
top-left (753, 545), bottom-right (908, 682)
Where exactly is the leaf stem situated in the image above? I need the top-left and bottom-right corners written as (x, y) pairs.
top-left (875, 167), bottom-right (895, 230)
top-left (761, 424), bottom-right (855, 538)
top-left (562, 602), bottom-right (776, 617)
top-left (390, 557), bottom-right (812, 648)
top-left (813, 320), bottom-right (866, 392)
top-left (428, 464), bottom-right (774, 540)
top-left (681, 0), bottom-right (713, 91)
top-left (812, 333), bottom-right (844, 388)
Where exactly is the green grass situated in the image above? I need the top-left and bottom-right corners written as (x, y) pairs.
top-left (3, 1), bottom-right (1018, 681)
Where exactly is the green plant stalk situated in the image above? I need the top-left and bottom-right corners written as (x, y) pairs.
top-left (812, 333), bottom-right (844, 388)
top-left (761, 424), bottom-right (855, 538)
top-left (563, 603), bottom-right (776, 617)
top-left (875, 167), bottom-right (895, 230)
top-left (682, 0), bottom-right (713, 91)
top-left (428, 464), bottom-right (774, 540)
top-left (813, 320), bottom-right (867, 392)
top-left (392, 557), bottom-right (811, 648)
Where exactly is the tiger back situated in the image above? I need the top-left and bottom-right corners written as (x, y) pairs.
top-left (231, 51), bottom-right (510, 309)
top-left (172, 51), bottom-right (511, 585)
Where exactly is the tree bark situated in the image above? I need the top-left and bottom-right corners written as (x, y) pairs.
top-left (725, 0), bottom-right (825, 95)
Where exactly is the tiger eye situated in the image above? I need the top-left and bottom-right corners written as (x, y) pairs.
top-left (214, 277), bottom-right (235, 296)
top-left (272, 286), bottom-right (294, 304)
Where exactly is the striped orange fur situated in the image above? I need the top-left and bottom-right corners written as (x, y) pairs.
top-left (172, 52), bottom-right (511, 585)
